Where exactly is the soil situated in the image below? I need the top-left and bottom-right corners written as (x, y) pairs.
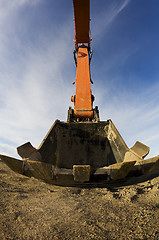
top-left (0, 160), bottom-right (159, 240)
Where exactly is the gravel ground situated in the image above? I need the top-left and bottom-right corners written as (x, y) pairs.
top-left (0, 160), bottom-right (159, 240)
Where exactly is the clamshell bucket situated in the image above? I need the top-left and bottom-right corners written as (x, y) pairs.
top-left (1, 119), bottom-right (158, 186)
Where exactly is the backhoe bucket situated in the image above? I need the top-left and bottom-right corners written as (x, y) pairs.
top-left (1, 119), bottom-right (158, 185)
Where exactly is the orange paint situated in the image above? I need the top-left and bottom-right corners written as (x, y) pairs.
top-left (74, 46), bottom-right (93, 119)
top-left (72, 0), bottom-right (93, 120)
top-left (73, 0), bottom-right (91, 49)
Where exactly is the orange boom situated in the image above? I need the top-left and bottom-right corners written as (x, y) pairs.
top-left (73, 0), bottom-right (91, 49)
top-left (68, 0), bottom-right (99, 122)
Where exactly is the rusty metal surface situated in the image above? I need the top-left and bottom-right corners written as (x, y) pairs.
top-left (17, 142), bottom-right (36, 159)
top-left (35, 120), bottom-right (128, 169)
top-left (0, 155), bottom-right (33, 177)
top-left (1, 154), bottom-right (158, 186)
top-left (130, 141), bottom-right (150, 158)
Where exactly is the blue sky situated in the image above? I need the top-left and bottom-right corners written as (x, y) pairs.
top-left (0, 0), bottom-right (159, 158)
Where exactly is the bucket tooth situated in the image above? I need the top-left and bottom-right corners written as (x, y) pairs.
top-left (95, 161), bottom-right (136, 180)
top-left (123, 141), bottom-right (150, 163)
top-left (107, 161), bottom-right (136, 180)
top-left (73, 165), bottom-right (91, 182)
top-left (130, 141), bottom-right (150, 159)
top-left (131, 156), bottom-right (159, 176)
top-left (0, 154), bottom-right (33, 177)
top-left (17, 142), bottom-right (42, 162)
top-left (17, 142), bottom-right (36, 158)
top-left (27, 160), bottom-right (54, 181)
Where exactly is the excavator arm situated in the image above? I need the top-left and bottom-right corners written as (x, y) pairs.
top-left (68, 0), bottom-right (99, 122)
top-left (73, 0), bottom-right (91, 49)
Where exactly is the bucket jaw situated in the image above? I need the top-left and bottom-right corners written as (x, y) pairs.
top-left (1, 119), bottom-right (158, 185)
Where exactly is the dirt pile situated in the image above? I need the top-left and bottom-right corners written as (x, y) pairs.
top-left (0, 160), bottom-right (159, 239)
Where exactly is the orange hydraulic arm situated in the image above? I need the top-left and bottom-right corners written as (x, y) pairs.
top-left (72, 46), bottom-right (93, 119)
top-left (68, 0), bottom-right (99, 122)
top-left (73, 0), bottom-right (91, 49)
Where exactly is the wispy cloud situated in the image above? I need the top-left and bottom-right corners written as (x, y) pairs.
top-left (92, 0), bottom-right (130, 38)
top-left (95, 79), bottom-right (159, 158)
top-left (0, 0), bottom-right (74, 157)
top-left (14, 0), bottom-right (42, 6)
top-left (89, 0), bottom-right (159, 158)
